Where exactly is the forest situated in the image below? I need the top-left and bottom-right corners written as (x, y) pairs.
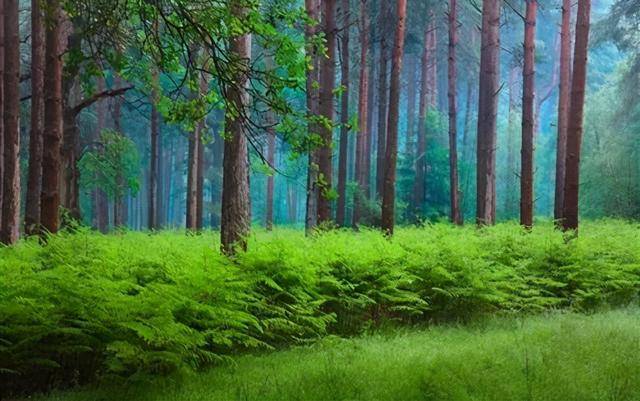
top-left (2, 0), bottom-right (640, 399)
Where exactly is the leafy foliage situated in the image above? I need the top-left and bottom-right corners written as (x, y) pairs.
top-left (2, 221), bottom-right (640, 395)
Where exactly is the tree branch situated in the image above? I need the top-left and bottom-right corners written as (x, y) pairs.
top-left (71, 85), bottom-right (134, 116)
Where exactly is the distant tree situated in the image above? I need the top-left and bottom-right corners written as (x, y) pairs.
top-left (476, 0), bottom-right (501, 226)
top-left (305, 0), bottom-right (321, 234)
top-left (353, 0), bottom-right (369, 227)
top-left (448, 0), bottom-right (462, 225)
top-left (79, 130), bottom-right (141, 227)
top-left (413, 20), bottom-right (430, 219)
top-left (336, 0), bottom-right (350, 227)
top-left (562, 0), bottom-right (591, 232)
top-left (375, 0), bottom-right (390, 200)
top-left (380, 0), bottom-right (407, 235)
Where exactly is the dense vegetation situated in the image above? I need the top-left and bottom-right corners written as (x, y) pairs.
top-left (2, 221), bottom-right (640, 396)
top-left (32, 309), bottom-right (640, 401)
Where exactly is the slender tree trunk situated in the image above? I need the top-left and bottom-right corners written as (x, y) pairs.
top-left (448, 0), bottom-right (462, 225)
top-left (404, 54), bottom-right (417, 156)
top-left (148, 72), bottom-right (159, 230)
top-left (1, 0), bottom-right (20, 244)
top-left (220, 3), bottom-right (252, 255)
top-left (0, 0), bottom-right (4, 230)
top-left (555, 0), bottom-right (572, 223)
top-left (336, 0), bottom-right (350, 227)
top-left (40, 0), bottom-right (63, 235)
top-left (413, 23), bottom-right (430, 219)
top-left (375, 1), bottom-right (389, 199)
top-left (461, 79), bottom-right (475, 215)
top-left (186, 111), bottom-right (200, 231)
top-left (520, 0), bottom-right (537, 229)
top-left (196, 130), bottom-right (205, 231)
top-left (506, 66), bottom-right (519, 218)
top-left (317, 0), bottom-right (337, 224)
top-left (305, 0), bottom-right (321, 234)
top-left (93, 78), bottom-right (109, 233)
top-left (380, 0), bottom-right (407, 235)
top-left (475, 0), bottom-right (501, 226)
top-left (352, 0), bottom-right (369, 227)
top-left (113, 75), bottom-right (128, 227)
top-left (427, 14), bottom-right (438, 108)
top-left (364, 44), bottom-right (375, 199)
top-left (25, 0), bottom-right (45, 236)
top-left (210, 128), bottom-right (223, 228)
top-left (562, 0), bottom-right (591, 232)
top-left (265, 112), bottom-right (276, 230)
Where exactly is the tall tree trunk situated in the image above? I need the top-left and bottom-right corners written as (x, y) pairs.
top-left (220, 3), bottom-right (252, 255)
top-left (317, 0), bottom-right (337, 224)
top-left (375, 1), bottom-right (389, 199)
top-left (210, 127), bottom-right (223, 228)
top-left (0, 0), bottom-right (4, 230)
top-left (427, 14), bottom-right (438, 108)
top-left (475, 0), bottom-right (501, 226)
top-left (404, 54), bottom-right (417, 156)
top-left (554, 0), bottom-right (572, 223)
top-left (40, 0), bottom-right (63, 235)
top-left (25, 0), bottom-right (45, 236)
top-left (448, 0), bottom-right (462, 225)
top-left (461, 79), bottom-right (475, 215)
top-left (562, 0), bottom-right (591, 232)
top-left (364, 43), bottom-right (375, 199)
top-left (304, 0), bottom-right (321, 234)
top-left (196, 129), bottom-right (205, 231)
top-left (520, 0), bottom-right (537, 229)
top-left (93, 78), bottom-right (109, 233)
top-left (186, 110), bottom-right (201, 231)
top-left (113, 75), bottom-right (128, 227)
top-left (1, 0), bottom-right (20, 244)
top-left (148, 73), bottom-right (159, 230)
top-left (352, 0), bottom-right (369, 227)
top-left (413, 23), bottom-right (430, 219)
top-left (336, 0), bottom-right (350, 227)
top-left (380, 0), bottom-right (407, 235)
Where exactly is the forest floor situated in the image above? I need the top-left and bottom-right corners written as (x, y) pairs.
top-left (35, 309), bottom-right (640, 401)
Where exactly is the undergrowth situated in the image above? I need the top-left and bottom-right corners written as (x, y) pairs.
top-left (1, 220), bottom-right (639, 395)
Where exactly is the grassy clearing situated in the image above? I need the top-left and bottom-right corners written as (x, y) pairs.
top-left (2, 220), bottom-right (640, 395)
top-left (37, 309), bottom-right (640, 401)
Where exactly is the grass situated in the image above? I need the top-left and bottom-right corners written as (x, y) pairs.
top-left (36, 309), bottom-right (640, 401)
top-left (3, 220), bottom-right (640, 395)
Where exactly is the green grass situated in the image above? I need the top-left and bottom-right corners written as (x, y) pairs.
top-left (37, 309), bottom-right (640, 401)
top-left (3, 220), bottom-right (640, 395)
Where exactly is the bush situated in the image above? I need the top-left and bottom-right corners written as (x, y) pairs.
top-left (2, 220), bottom-right (640, 395)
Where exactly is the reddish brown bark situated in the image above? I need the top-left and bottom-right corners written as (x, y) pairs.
top-left (1, 0), bottom-right (20, 244)
top-left (555, 0), bottom-right (572, 223)
top-left (404, 54), bottom-right (417, 156)
top-left (220, 3), bottom-right (252, 255)
top-left (505, 66), bottom-right (519, 218)
top-left (40, 0), bottom-right (63, 235)
top-left (413, 23), bottom-right (430, 218)
top-left (186, 103), bottom-right (201, 231)
top-left (336, 0), bottom-right (350, 227)
top-left (149, 79), bottom-right (159, 230)
top-left (305, 0), bottom-right (321, 234)
top-left (448, 0), bottom-right (462, 225)
top-left (25, 0), bottom-right (45, 236)
top-left (375, 1), bottom-right (390, 199)
top-left (352, 0), bottom-right (369, 227)
top-left (562, 0), bottom-right (591, 232)
top-left (380, 0), bottom-right (407, 235)
top-left (0, 0), bottom-right (4, 230)
top-left (520, 0), bottom-right (537, 229)
top-left (476, 0), bottom-right (501, 226)
top-left (317, 0), bottom-right (337, 224)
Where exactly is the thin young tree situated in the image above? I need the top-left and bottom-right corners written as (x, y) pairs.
top-left (520, 0), bottom-right (537, 229)
top-left (562, 0), bottom-right (591, 232)
top-left (554, 0), bottom-right (572, 223)
top-left (1, 0), bottom-right (20, 244)
top-left (336, 0), bottom-right (350, 227)
top-left (148, 74), bottom-right (160, 230)
top-left (476, 0), bottom-right (501, 226)
top-left (317, 0), bottom-right (337, 224)
top-left (448, 0), bottom-right (462, 225)
top-left (25, 0), bottom-right (45, 236)
top-left (40, 0), bottom-right (64, 235)
top-left (220, 2), bottom-right (252, 255)
top-left (413, 22), bottom-right (430, 218)
top-left (380, 0), bottom-right (407, 235)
